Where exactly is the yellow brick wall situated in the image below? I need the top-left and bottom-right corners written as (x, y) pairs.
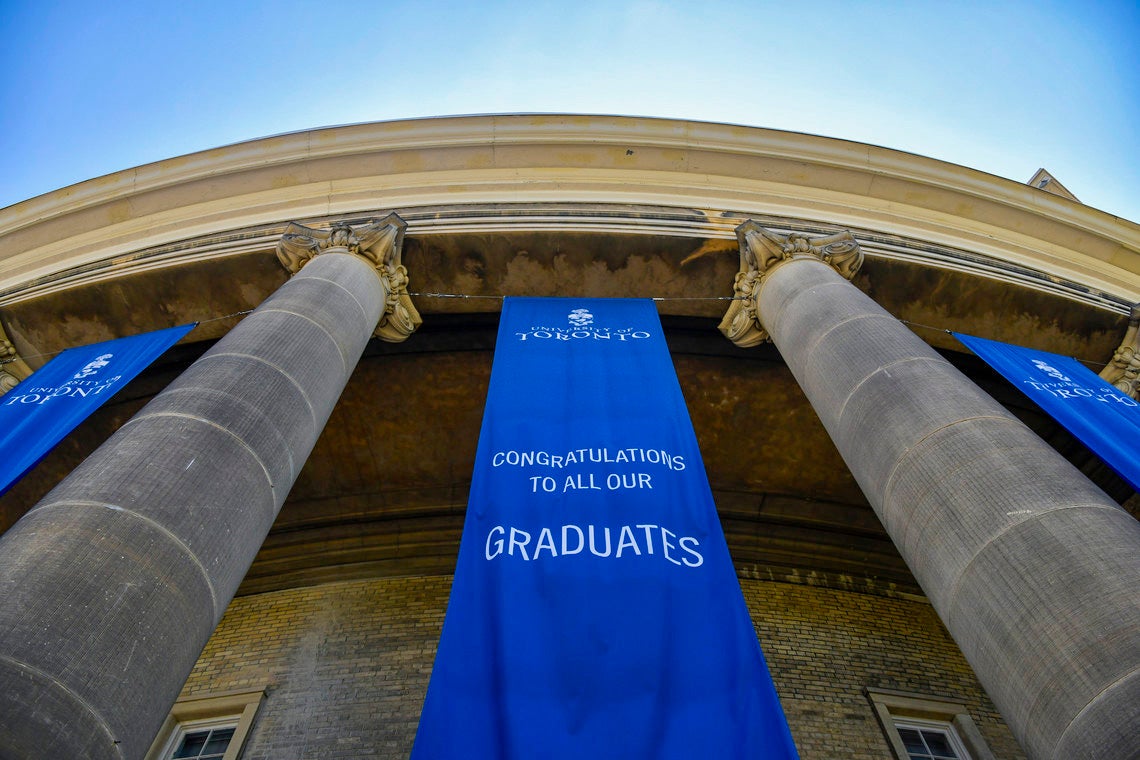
top-left (179, 576), bottom-right (1024, 759)
top-left (742, 582), bottom-right (1024, 759)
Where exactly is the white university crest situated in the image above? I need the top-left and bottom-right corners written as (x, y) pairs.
top-left (568, 309), bottom-right (594, 327)
top-left (514, 306), bottom-right (648, 342)
top-left (72, 353), bottom-right (114, 380)
top-left (1031, 359), bottom-right (1070, 382)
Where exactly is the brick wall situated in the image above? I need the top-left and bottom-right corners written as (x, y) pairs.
top-left (178, 577), bottom-right (1024, 759)
top-left (743, 582), bottom-right (1024, 759)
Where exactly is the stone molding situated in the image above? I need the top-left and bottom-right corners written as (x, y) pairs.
top-left (0, 324), bottom-right (32, 395)
top-left (275, 214), bottom-right (422, 342)
top-left (719, 220), bottom-right (864, 347)
top-left (3, 206), bottom-right (1130, 316)
top-left (865, 688), bottom-right (996, 760)
top-left (1099, 303), bottom-right (1140, 399)
top-left (144, 688), bottom-right (264, 760)
top-left (1, 115), bottom-right (1137, 307)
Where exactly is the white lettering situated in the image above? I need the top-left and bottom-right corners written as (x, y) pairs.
top-left (484, 523), bottom-right (701, 568)
top-left (660, 527), bottom-right (681, 565)
top-left (485, 526), bottom-right (505, 560)
top-left (508, 527), bottom-right (532, 560)
top-left (533, 528), bottom-right (558, 559)
top-left (562, 525), bottom-right (584, 555)
top-left (636, 524), bottom-right (657, 554)
top-left (588, 525), bottom-right (611, 557)
top-left (679, 537), bottom-right (703, 567)
top-left (616, 525), bottom-right (641, 557)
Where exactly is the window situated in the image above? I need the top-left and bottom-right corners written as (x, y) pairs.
top-left (145, 689), bottom-right (264, 760)
top-left (866, 687), bottom-right (995, 760)
top-left (894, 717), bottom-right (970, 759)
top-left (169, 720), bottom-right (236, 759)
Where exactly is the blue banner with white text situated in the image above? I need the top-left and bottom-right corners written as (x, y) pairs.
top-left (955, 332), bottom-right (1140, 491)
top-left (0, 323), bottom-right (195, 495)
top-left (413, 298), bottom-right (797, 759)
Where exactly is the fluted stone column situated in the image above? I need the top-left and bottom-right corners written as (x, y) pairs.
top-left (0, 215), bottom-right (420, 760)
top-left (720, 221), bottom-right (1140, 760)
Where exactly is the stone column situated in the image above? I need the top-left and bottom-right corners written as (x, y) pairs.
top-left (720, 221), bottom-right (1140, 760)
top-left (0, 214), bottom-right (420, 760)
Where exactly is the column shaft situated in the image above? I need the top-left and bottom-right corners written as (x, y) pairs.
top-left (0, 251), bottom-right (386, 760)
top-left (757, 256), bottom-right (1140, 760)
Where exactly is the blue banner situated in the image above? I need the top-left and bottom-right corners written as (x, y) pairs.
top-left (413, 298), bottom-right (797, 759)
top-left (955, 332), bottom-right (1140, 491)
top-left (0, 323), bottom-right (195, 495)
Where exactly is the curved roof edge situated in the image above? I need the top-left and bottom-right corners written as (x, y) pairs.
top-left (1, 114), bottom-right (1138, 304)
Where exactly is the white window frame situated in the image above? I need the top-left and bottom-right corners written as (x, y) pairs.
top-left (894, 715), bottom-right (972, 759)
top-left (865, 687), bottom-right (995, 760)
top-left (144, 688), bottom-right (264, 760)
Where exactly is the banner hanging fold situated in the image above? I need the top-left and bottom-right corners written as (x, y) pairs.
top-left (413, 298), bottom-right (797, 759)
top-left (955, 332), bottom-right (1140, 491)
top-left (0, 323), bottom-right (196, 495)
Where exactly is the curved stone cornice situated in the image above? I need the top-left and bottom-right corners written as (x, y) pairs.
top-left (0, 115), bottom-right (1138, 306)
top-left (0, 204), bottom-right (1130, 317)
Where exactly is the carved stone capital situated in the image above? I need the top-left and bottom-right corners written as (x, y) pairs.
top-left (719, 221), bottom-right (863, 347)
top-left (275, 214), bottom-right (422, 342)
top-left (0, 326), bottom-right (33, 396)
top-left (1099, 303), bottom-right (1140, 399)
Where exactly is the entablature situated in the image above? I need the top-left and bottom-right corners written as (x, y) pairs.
top-left (1, 115), bottom-right (1137, 310)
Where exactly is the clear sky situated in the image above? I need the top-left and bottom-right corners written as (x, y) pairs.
top-left (2, 0), bottom-right (1138, 223)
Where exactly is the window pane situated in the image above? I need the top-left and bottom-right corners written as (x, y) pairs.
top-left (202, 727), bottom-right (235, 752)
top-left (898, 727), bottom-right (927, 753)
top-left (173, 731), bottom-right (208, 758)
top-left (922, 728), bottom-right (959, 759)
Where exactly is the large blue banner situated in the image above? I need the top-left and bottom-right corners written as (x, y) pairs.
top-left (0, 323), bottom-right (195, 495)
top-left (955, 332), bottom-right (1140, 491)
top-left (413, 298), bottom-right (797, 759)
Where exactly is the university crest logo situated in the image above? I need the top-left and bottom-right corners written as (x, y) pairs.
top-left (568, 308), bottom-right (593, 328)
top-left (514, 302), bottom-right (651, 342)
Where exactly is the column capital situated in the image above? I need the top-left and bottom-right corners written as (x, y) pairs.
top-left (275, 213), bottom-right (422, 342)
top-left (718, 221), bottom-right (864, 347)
top-left (0, 325), bottom-right (32, 395)
top-left (1099, 303), bottom-right (1140, 399)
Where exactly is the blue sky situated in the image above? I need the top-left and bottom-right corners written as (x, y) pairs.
top-left (2, 0), bottom-right (1138, 223)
